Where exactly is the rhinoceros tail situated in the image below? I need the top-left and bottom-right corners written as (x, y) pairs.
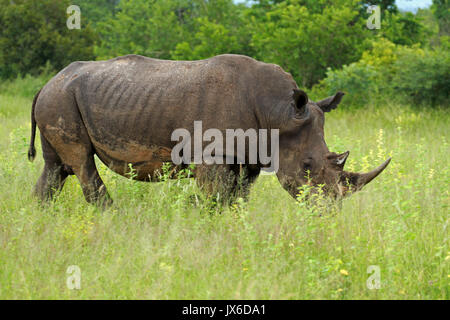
top-left (28, 89), bottom-right (41, 162)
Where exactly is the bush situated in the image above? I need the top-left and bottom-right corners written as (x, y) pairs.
top-left (315, 38), bottom-right (450, 108)
top-left (0, 72), bottom-right (53, 98)
top-left (391, 47), bottom-right (449, 106)
top-left (318, 62), bottom-right (378, 107)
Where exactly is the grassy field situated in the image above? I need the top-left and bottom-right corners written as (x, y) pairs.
top-left (0, 77), bottom-right (448, 299)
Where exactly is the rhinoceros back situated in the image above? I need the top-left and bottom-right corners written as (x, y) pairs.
top-left (63, 55), bottom-right (263, 150)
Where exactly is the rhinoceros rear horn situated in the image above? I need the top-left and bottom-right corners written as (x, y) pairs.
top-left (342, 158), bottom-right (391, 191)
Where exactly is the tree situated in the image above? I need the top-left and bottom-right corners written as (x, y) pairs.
top-left (0, 0), bottom-right (97, 78)
top-left (172, 17), bottom-right (240, 60)
top-left (381, 11), bottom-right (429, 46)
top-left (171, 0), bottom-right (249, 60)
top-left (96, 0), bottom-right (193, 59)
top-left (74, 0), bottom-right (119, 27)
top-left (359, 0), bottom-right (398, 14)
top-left (431, 0), bottom-right (450, 36)
top-left (250, 0), bottom-right (370, 87)
top-left (96, 0), bottom-right (251, 61)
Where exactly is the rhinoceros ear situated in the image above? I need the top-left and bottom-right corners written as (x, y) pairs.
top-left (316, 92), bottom-right (345, 112)
top-left (335, 151), bottom-right (350, 168)
top-left (293, 89), bottom-right (308, 111)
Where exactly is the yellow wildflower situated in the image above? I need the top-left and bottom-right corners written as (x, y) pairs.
top-left (340, 269), bottom-right (349, 276)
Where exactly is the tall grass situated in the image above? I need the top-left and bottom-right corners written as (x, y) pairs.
top-left (0, 77), bottom-right (448, 299)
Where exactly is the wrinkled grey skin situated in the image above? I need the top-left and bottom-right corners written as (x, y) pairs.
top-left (28, 54), bottom-right (390, 206)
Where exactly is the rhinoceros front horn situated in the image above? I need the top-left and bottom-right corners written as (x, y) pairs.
top-left (357, 157), bottom-right (391, 188)
top-left (343, 158), bottom-right (391, 191)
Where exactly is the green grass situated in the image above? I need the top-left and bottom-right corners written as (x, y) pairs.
top-left (0, 78), bottom-right (448, 299)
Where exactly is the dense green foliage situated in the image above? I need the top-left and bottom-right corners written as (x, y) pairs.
top-left (317, 38), bottom-right (450, 107)
top-left (249, 0), bottom-right (370, 87)
top-left (0, 0), bottom-right (97, 79)
top-left (0, 0), bottom-right (448, 106)
top-left (432, 0), bottom-right (450, 36)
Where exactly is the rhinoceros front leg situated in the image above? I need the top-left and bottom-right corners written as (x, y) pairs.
top-left (194, 164), bottom-right (260, 205)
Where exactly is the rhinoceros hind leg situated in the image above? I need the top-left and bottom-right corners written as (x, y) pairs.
top-left (39, 127), bottom-right (112, 208)
top-left (72, 155), bottom-right (112, 208)
top-left (33, 134), bottom-right (70, 202)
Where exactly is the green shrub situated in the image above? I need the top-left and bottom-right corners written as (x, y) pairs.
top-left (391, 47), bottom-right (449, 106)
top-left (0, 72), bottom-right (53, 98)
top-left (315, 38), bottom-right (450, 108)
top-left (318, 62), bottom-right (378, 107)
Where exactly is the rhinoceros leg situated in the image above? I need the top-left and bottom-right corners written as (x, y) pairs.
top-left (194, 164), bottom-right (260, 204)
top-left (43, 137), bottom-right (112, 207)
top-left (72, 155), bottom-right (112, 207)
top-left (33, 133), bottom-right (69, 201)
top-left (45, 133), bottom-right (112, 207)
top-left (36, 101), bottom-right (112, 207)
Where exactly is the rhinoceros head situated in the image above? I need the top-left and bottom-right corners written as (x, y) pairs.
top-left (276, 89), bottom-right (391, 200)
